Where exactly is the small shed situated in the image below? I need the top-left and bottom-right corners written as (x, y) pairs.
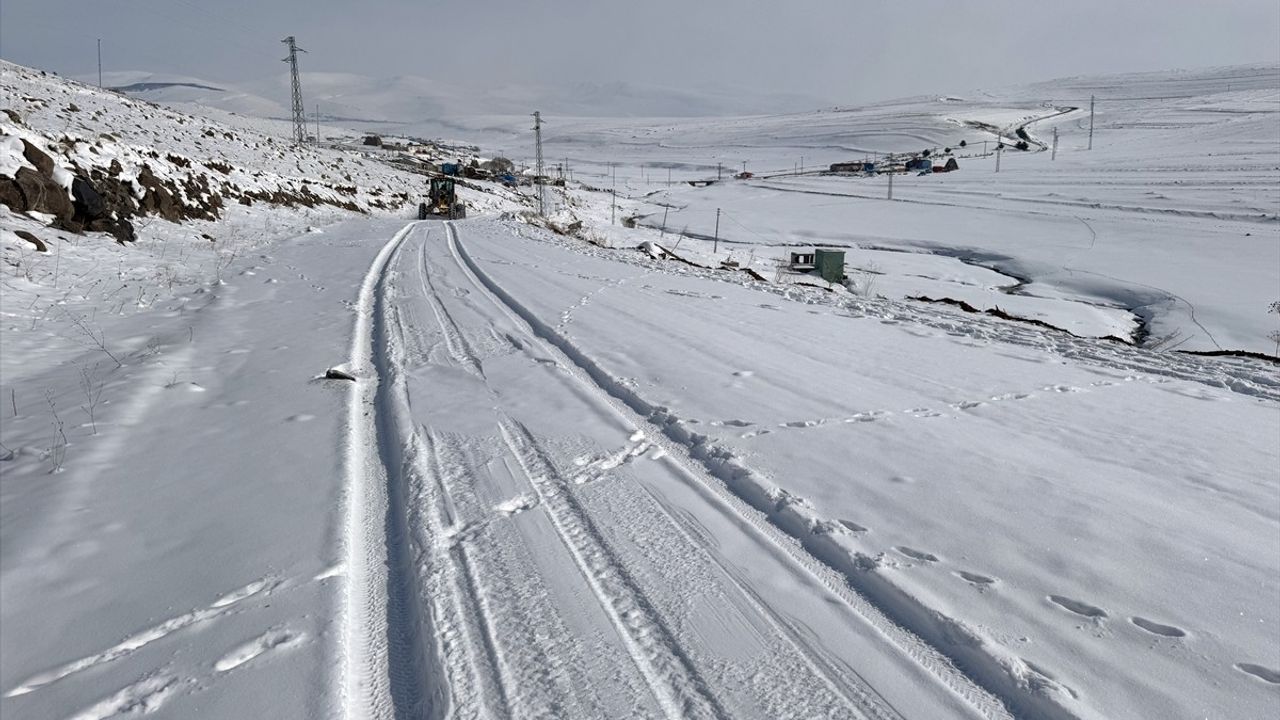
top-left (814, 249), bottom-right (845, 283)
top-left (789, 251), bottom-right (816, 270)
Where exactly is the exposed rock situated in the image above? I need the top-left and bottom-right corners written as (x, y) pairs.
top-left (71, 176), bottom-right (106, 221)
top-left (13, 166), bottom-right (72, 221)
top-left (20, 139), bottom-right (55, 176)
top-left (13, 230), bottom-right (47, 252)
top-left (1, 109), bottom-right (22, 125)
top-left (0, 177), bottom-right (24, 212)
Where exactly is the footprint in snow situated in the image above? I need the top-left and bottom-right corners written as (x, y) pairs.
top-left (957, 571), bottom-right (997, 587)
top-left (896, 546), bottom-right (939, 563)
top-left (1130, 616), bottom-right (1186, 638)
top-left (495, 494), bottom-right (537, 517)
top-left (1234, 663), bottom-right (1280, 685)
top-left (214, 629), bottom-right (304, 672)
top-left (1048, 595), bottom-right (1108, 619)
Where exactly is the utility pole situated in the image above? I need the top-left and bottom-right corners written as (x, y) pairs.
top-left (717, 162), bottom-right (722, 181)
top-left (995, 144), bottom-right (1002, 172)
top-left (713, 208), bottom-right (720, 254)
top-left (97, 39), bottom-right (102, 88)
top-left (315, 103), bottom-right (320, 144)
top-left (1051, 126), bottom-right (1058, 160)
top-left (887, 170), bottom-right (893, 200)
top-left (532, 111), bottom-right (545, 216)
top-left (800, 156), bottom-right (804, 174)
top-left (1088, 95), bottom-right (1095, 150)
top-left (667, 167), bottom-right (671, 188)
top-left (281, 36), bottom-right (307, 145)
top-left (660, 207), bottom-right (668, 239)
top-left (610, 163), bottom-right (617, 225)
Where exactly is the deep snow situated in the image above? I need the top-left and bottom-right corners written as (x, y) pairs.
top-left (2, 60), bottom-right (1278, 720)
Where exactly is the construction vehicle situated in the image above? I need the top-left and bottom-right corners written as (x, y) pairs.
top-left (418, 177), bottom-right (466, 220)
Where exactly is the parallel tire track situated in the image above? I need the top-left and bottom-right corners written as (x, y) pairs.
top-left (445, 223), bottom-right (1016, 720)
top-left (496, 415), bottom-right (729, 720)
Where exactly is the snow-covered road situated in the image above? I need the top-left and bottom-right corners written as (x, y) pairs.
top-left (3, 216), bottom-right (1275, 720)
top-left (344, 220), bottom-right (1002, 719)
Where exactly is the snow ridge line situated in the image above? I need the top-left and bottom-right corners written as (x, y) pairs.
top-left (339, 221), bottom-right (421, 720)
top-left (495, 415), bottom-right (729, 720)
top-left (448, 226), bottom-right (1040, 719)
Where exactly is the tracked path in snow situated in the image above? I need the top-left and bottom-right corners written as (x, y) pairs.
top-left (342, 221), bottom-right (1007, 719)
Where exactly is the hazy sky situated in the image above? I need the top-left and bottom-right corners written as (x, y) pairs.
top-left (2, 0), bottom-right (1278, 108)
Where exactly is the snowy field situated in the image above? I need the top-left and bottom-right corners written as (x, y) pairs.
top-left (2, 61), bottom-right (1278, 720)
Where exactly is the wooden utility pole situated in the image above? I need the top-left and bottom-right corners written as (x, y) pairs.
top-left (1051, 126), bottom-right (1058, 160)
top-left (97, 39), bottom-right (102, 87)
top-left (1088, 95), bottom-right (1095, 150)
top-left (713, 208), bottom-right (720, 253)
top-left (887, 170), bottom-right (893, 200)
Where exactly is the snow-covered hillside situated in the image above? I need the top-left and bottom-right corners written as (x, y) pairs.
top-left (96, 70), bottom-right (830, 126)
top-left (516, 64), bottom-right (1280, 356)
top-left (1, 60), bottom-right (1277, 720)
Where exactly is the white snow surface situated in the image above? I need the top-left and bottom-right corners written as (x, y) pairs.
top-left (2, 61), bottom-right (1278, 720)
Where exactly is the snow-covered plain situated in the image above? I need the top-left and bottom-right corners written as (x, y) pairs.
top-left (2, 61), bottom-right (1278, 720)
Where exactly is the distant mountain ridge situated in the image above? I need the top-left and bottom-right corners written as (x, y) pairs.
top-left (91, 70), bottom-right (832, 123)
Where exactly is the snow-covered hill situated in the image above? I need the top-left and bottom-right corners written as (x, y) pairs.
top-left (96, 69), bottom-right (831, 126)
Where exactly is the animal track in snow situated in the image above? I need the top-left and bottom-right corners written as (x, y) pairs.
top-left (66, 673), bottom-right (178, 720)
top-left (214, 629), bottom-right (304, 672)
top-left (957, 571), bottom-right (996, 587)
top-left (5, 577), bottom-right (275, 697)
top-left (1042, 384), bottom-right (1083, 393)
top-left (1234, 663), bottom-right (1280, 684)
top-left (1130, 616), bottom-right (1186, 638)
top-left (709, 419), bottom-right (753, 428)
top-left (896, 546), bottom-right (939, 563)
top-left (1049, 595), bottom-right (1108, 619)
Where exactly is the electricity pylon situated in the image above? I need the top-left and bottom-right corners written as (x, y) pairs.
top-left (281, 36), bottom-right (307, 145)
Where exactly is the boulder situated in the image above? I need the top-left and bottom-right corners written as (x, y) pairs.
top-left (71, 176), bottom-right (106, 221)
top-left (13, 166), bottom-right (72, 221)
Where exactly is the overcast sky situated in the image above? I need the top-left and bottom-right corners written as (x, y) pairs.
top-left (3, 0), bottom-right (1278, 109)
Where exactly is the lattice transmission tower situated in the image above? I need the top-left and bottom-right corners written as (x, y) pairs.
top-left (533, 111), bottom-right (546, 216)
top-left (281, 36), bottom-right (307, 145)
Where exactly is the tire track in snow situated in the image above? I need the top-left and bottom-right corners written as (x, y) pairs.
top-left (435, 223), bottom-right (891, 719)
top-left (448, 224), bottom-right (1019, 720)
top-left (497, 416), bottom-right (728, 720)
top-left (340, 221), bottom-right (448, 720)
top-left (416, 233), bottom-right (484, 377)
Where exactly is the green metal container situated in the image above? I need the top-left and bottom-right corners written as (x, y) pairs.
top-left (814, 249), bottom-right (845, 283)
